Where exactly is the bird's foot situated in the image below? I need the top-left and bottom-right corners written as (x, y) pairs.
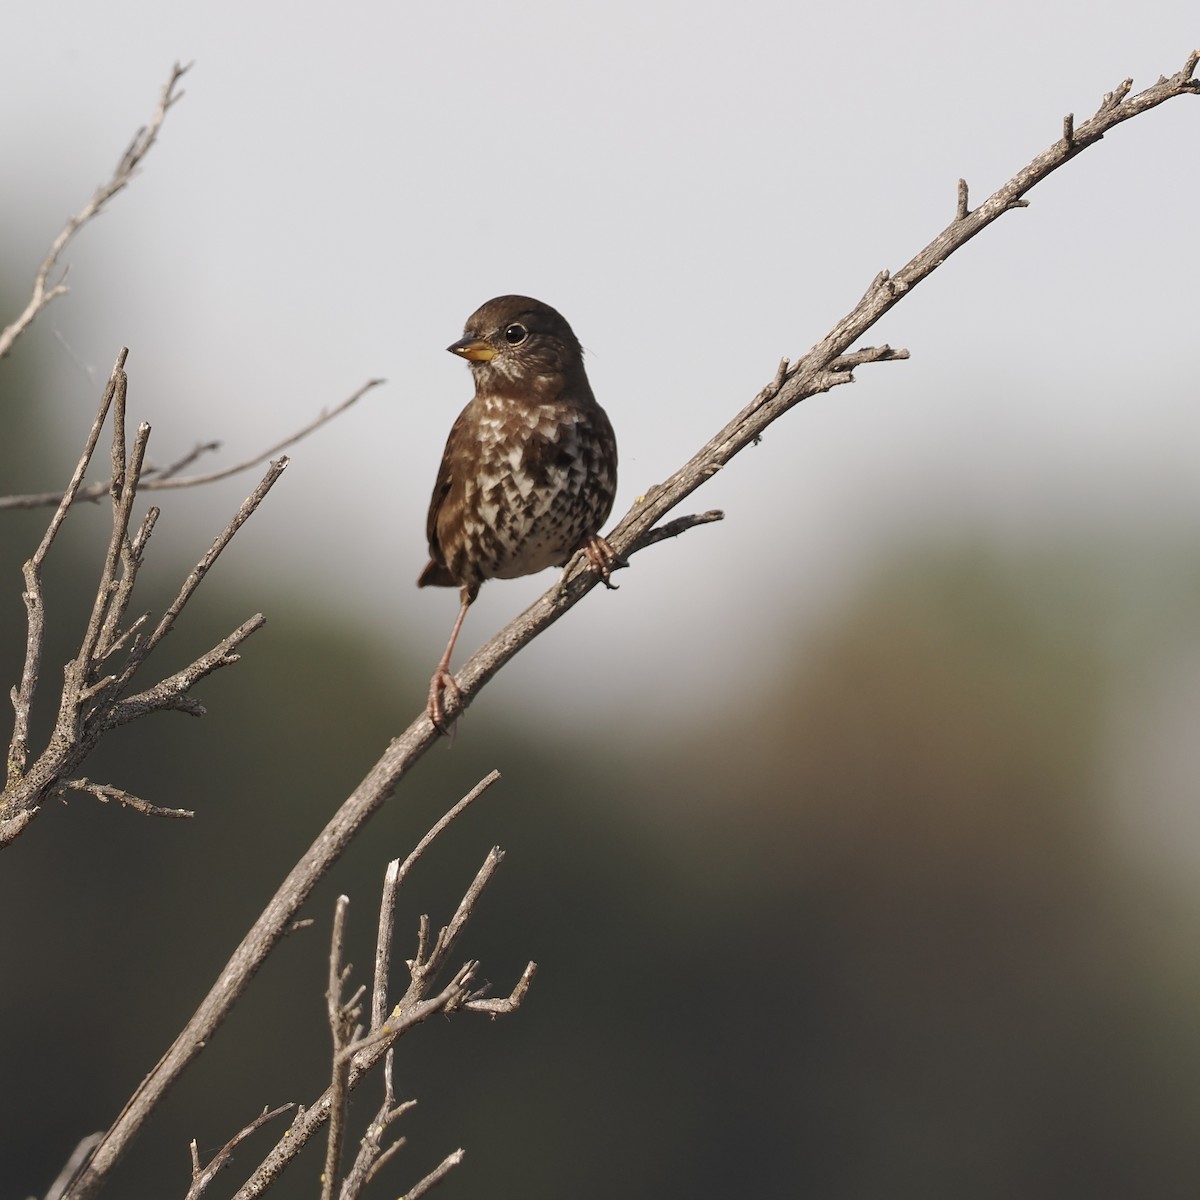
top-left (556, 535), bottom-right (621, 599)
top-left (583, 534), bottom-right (619, 589)
top-left (428, 669), bottom-right (462, 736)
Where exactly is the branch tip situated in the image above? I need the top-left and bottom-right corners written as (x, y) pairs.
top-left (0, 70), bottom-right (186, 360)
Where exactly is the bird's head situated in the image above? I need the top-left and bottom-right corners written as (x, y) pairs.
top-left (447, 295), bottom-right (585, 394)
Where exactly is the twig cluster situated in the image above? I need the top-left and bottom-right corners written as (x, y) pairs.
top-left (0, 349), bottom-right (284, 846)
top-left (181, 771), bottom-right (531, 1200)
top-left (36, 49), bottom-right (1200, 1200)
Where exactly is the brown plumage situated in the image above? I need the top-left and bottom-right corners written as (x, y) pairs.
top-left (419, 295), bottom-right (618, 730)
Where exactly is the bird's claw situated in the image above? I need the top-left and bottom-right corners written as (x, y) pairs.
top-left (584, 534), bottom-right (619, 589)
top-left (428, 669), bottom-right (462, 736)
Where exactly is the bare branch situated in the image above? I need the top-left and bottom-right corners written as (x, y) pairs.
top-left (59, 778), bottom-right (194, 820)
top-left (422, 849), bottom-right (505, 979)
top-left (464, 961), bottom-right (538, 1016)
top-left (372, 769), bottom-right (502, 1028)
top-left (628, 509), bottom-right (724, 556)
top-left (6, 350), bottom-right (126, 787)
top-left (102, 615), bottom-right (266, 728)
top-left (74, 421), bottom-right (150, 673)
top-left (830, 345), bottom-right (909, 372)
top-left (231, 836), bottom-right (528, 1199)
top-left (128, 458), bottom-right (287, 668)
top-left (322, 896), bottom-right (358, 1200)
top-left (183, 1104), bottom-right (294, 1200)
top-left (1, 364), bottom-right (282, 847)
top-left (0, 380), bottom-right (382, 512)
top-left (336, 1048), bottom-right (415, 1200)
top-left (146, 378), bottom-right (384, 491)
top-left (402, 1149), bottom-right (465, 1200)
top-left (59, 54), bottom-right (1200, 1200)
top-left (0, 66), bottom-right (188, 361)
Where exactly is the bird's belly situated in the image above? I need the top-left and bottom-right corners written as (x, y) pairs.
top-left (437, 403), bottom-right (615, 588)
top-left (467, 474), bottom-right (595, 579)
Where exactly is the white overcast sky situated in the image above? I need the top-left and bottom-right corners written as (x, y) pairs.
top-left (2, 1), bottom-right (1198, 727)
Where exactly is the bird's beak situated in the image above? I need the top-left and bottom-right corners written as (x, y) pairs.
top-left (447, 336), bottom-right (496, 362)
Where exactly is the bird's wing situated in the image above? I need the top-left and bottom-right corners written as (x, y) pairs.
top-left (418, 408), bottom-right (470, 587)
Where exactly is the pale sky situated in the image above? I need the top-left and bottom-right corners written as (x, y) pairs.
top-left (3, 0), bottom-right (1198, 729)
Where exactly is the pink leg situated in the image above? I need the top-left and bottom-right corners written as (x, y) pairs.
top-left (428, 588), bottom-right (472, 732)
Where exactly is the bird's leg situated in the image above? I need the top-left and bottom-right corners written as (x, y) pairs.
top-left (428, 586), bottom-right (473, 733)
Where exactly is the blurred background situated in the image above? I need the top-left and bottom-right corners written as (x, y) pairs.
top-left (3, 2), bottom-right (1200, 1197)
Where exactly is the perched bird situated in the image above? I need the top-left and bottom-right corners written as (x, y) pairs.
top-left (419, 295), bottom-right (619, 730)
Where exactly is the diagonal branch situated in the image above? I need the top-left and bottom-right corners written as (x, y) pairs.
top-left (0, 65), bottom-right (188, 362)
top-left (57, 53), bottom-right (1200, 1200)
top-left (400, 1149), bottom-right (465, 1200)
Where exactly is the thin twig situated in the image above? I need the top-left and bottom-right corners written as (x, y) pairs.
top-left (101, 615), bottom-right (266, 729)
top-left (0, 66), bottom-right (188, 361)
top-left (147, 379), bottom-right (383, 490)
top-left (59, 54), bottom-right (1200, 1200)
top-left (629, 509), bottom-right (724, 555)
top-left (464, 961), bottom-right (538, 1016)
top-left (6, 351), bottom-right (125, 787)
top-left (184, 1104), bottom-right (294, 1200)
top-left (424, 849), bottom-right (505, 977)
top-left (372, 769), bottom-right (502, 1028)
top-left (0, 380), bottom-right (382, 511)
top-left (73, 422), bottom-right (150, 676)
top-left (128, 459), bottom-right (288, 669)
top-left (403, 1149), bottom-right (465, 1200)
top-left (337, 1047), bottom-right (415, 1200)
top-left (59, 778), bottom-right (194, 820)
top-left (322, 896), bottom-right (358, 1200)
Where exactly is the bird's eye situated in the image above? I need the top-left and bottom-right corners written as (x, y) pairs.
top-left (504, 323), bottom-right (528, 345)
